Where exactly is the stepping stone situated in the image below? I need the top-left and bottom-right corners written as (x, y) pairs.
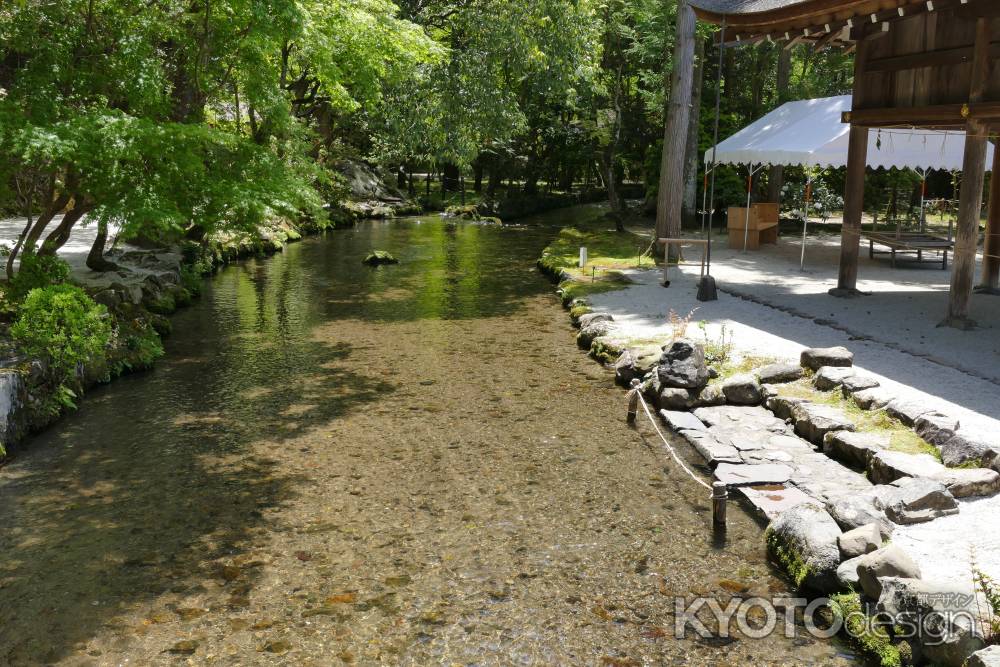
top-left (791, 402), bottom-right (855, 446)
top-left (693, 404), bottom-right (783, 430)
top-left (914, 412), bottom-right (960, 448)
top-left (721, 373), bottom-right (762, 405)
top-left (739, 484), bottom-right (815, 521)
top-left (870, 450), bottom-right (1000, 498)
top-left (823, 431), bottom-right (889, 469)
top-left (856, 545), bottom-right (921, 599)
top-left (678, 430), bottom-right (741, 467)
top-left (941, 429), bottom-right (1000, 470)
top-left (767, 395), bottom-right (807, 421)
top-left (851, 387), bottom-right (894, 410)
top-left (801, 346), bottom-right (853, 371)
top-left (826, 492), bottom-right (894, 538)
top-left (756, 362), bottom-right (803, 384)
top-left (840, 374), bottom-right (880, 394)
top-left (714, 462), bottom-right (793, 487)
top-left (813, 366), bottom-right (856, 391)
top-left (885, 398), bottom-right (935, 427)
top-left (838, 523), bottom-right (881, 559)
top-left (742, 449), bottom-right (794, 463)
top-left (874, 477), bottom-right (959, 525)
top-left (659, 409), bottom-right (706, 433)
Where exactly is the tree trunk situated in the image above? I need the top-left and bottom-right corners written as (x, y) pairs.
top-left (767, 47), bottom-right (792, 204)
top-left (473, 159), bottom-right (483, 193)
top-left (656, 0), bottom-right (696, 255)
top-left (681, 36), bottom-right (705, 228)
top-left (441, 163), bottom-right (460, 192)
top-left (39, 204), bottom-right (89, 256)
top-left (487, 162), bottom-right (502, 199)
top-left (86, 217), bottom-right (120, 272)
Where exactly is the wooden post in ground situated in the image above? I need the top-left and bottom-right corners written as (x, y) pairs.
top-left (712, 482), bottom-right (728, 529)
top-left (832, 125), bottom-right (869, 296)
top-left (981, 141), bottom-right (1000, 291)
top-left (831, 35), bottom-right (869, 297)
top-left (945, 18), bottom-right (991, 328)
top-left (946, 120), bottom-right (988, 326)
top-left (626, 379), bottom-right (641, 424)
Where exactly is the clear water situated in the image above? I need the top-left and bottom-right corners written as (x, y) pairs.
top-left (0, 207), bottom-right (858, 665)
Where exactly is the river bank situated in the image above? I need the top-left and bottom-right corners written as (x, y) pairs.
top-left (540, 217), bottom-right (1000, 667)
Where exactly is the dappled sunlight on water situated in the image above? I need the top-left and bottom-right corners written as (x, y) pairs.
top-left (0, 209), bottom-right (857, 664)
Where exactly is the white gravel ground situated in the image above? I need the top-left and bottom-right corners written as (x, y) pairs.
top-left (585, 229), bottom-right (1000, 581)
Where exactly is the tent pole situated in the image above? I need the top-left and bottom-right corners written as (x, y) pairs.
top-left (743, 164), bottom-right (762, 253)
top-left (704, 16), bottom-right (726, 281)
top-left (800, 178), bottom-right (812, 271)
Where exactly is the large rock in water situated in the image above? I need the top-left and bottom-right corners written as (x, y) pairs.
top-left (362, 250), bottom-right (399, 265)
top-left (878, 577), bottom-right (987, 667)
top-left (657, 339), bottom-right (709, 390)
top-left (800, 346), bottom-right (854, 371)
top-left (856, 545), bottom-right (921, 599)
top-left (765, 503), bottom-right (843, 593)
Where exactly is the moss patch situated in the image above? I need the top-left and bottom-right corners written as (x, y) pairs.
top-left (776, 379), bottom-right (940, 460)
top-left (765, 525), bottom-right (810, 588)
top-left (830, 592), bottom-right (902, 667)
top-left (538, 225), bottom-right (651, 279)
top-left (558, 272), bottom-right (632, 305)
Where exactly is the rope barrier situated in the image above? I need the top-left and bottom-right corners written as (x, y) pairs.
top-left (626, 380), bottom-right (712, 491)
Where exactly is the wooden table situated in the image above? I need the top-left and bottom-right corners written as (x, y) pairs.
top-left (864, 232), bottom-right (953, 269)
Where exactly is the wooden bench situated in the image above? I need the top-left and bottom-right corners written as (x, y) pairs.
top-left (864, 232), bottom-right (953, 269)
top-left (727, 203), bottom-right (779, 250)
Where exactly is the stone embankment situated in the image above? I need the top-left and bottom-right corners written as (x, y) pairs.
top-left (565, 294), bottom-right (1000, 666)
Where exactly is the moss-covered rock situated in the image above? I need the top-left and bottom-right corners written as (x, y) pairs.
top-left (363, 250), bottom-right (399, 266)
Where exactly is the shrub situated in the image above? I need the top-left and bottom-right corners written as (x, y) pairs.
top-left (9, 254), bottom-right (71, 303)
top-left (10, 284), bottom-right (112, 410)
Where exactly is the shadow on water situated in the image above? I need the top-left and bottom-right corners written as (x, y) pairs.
top-left (0, 236), bottom-right (406, 662)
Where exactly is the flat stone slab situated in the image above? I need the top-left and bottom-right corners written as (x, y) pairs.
top-left (678, 430), bottom-right (741, 467)
top-left (874, 478), bottom-right (959, 525)
top-left (739, 484), bottom-right (816, 520)
top-left (885, 398), bottom-right (935, 427)
top-left (714, 462), bottom-right (793, 487)
top-left (941, 429), bottom-right (1000, 470)
top-left (659, 409), bottom-right (707, 433)
top-left (791, 402), bottom-right (856, 445)
top-left (914, 412), bottom-right (960, 448)
top-left (756, 362), bottom-right (803, 384)
top-left (850, 387), bottom-right (894, 410)
top-left (840, 374), bottom-right (880, 394)
top-left (801, 346), bottom-right (854, 371)
top-left (870, 450), bottom-right (1000, 498)
top-left (693, 404), bottom-right (785, 431)
top-left (813, 366), bottom-right (856, 391)
top-left (823, 431), bottom-right (889, 469)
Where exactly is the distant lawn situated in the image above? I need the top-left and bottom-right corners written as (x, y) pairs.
top-left (539, 223), bottom-right (653, 305)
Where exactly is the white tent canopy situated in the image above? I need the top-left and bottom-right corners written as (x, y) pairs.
top-left (705, 94), bottom-right (994, 172)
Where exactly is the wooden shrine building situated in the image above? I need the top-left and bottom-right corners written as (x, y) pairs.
top-left (689, 0), bottom-right (1000, 328)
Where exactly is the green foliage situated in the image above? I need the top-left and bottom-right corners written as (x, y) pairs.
top-left (121, 322), bottom-right (165, 372)
top-left (8, 255), bottom-right (71, 303)
top-left (10, 285), bottom-right (112, 409)
top-left (830, 593), bottom-right (902, 667)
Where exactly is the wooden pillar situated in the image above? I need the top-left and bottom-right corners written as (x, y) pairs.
top-left (981, 140), bottom-right (1000, 291)
top-left (832, 124), bottom-right (868, 295)
top-left (944, 18), bottom-right (990, 328)
top-left (946, 121), bottom-right (989, 326)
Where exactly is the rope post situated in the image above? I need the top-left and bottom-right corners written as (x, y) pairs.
top-left (626, 379), bottom-right (641, 424)
top-left (712, 481), bottom-right (728, 529)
